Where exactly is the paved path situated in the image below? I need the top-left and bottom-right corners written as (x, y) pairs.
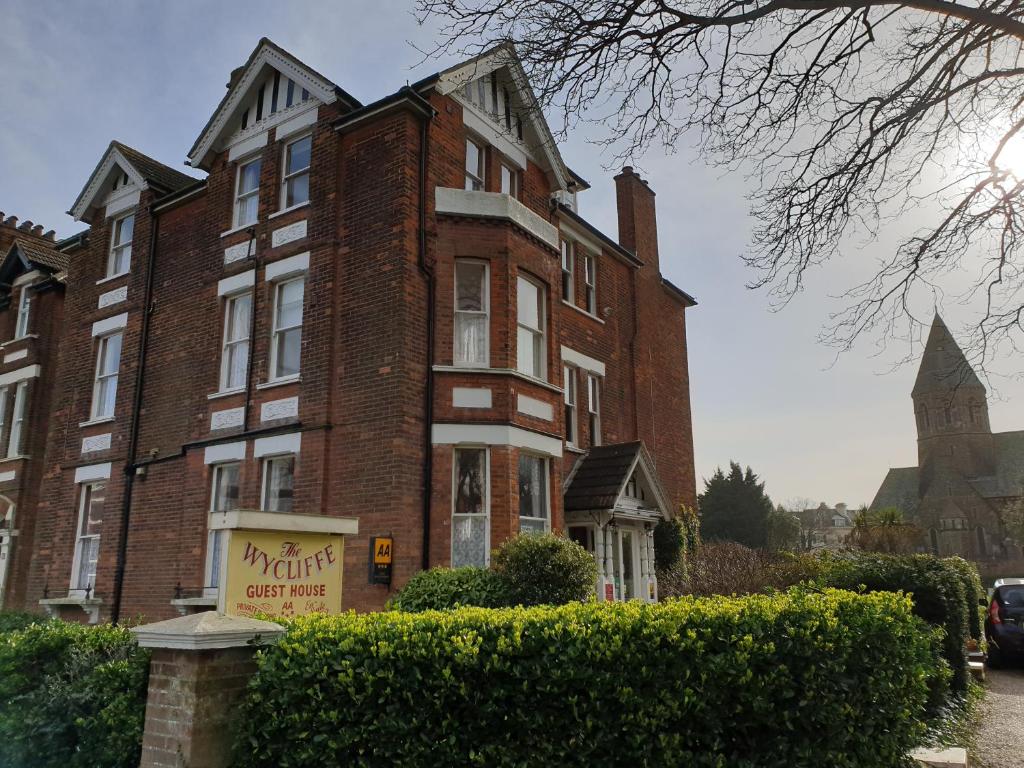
top-left (973, 665), bottom-right (1024, 768)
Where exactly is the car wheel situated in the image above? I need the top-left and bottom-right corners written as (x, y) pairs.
top-left (987, 644), bottom-right (1003, 669)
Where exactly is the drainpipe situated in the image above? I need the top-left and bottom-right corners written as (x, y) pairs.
top-left (241, 227), bottom-right (259, 432)
top-left (110, 206), bottom-right (160, 626)
top-left (415, 95), bottom-right (435, 571)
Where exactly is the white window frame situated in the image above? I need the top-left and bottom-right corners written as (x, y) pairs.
top-left (517, 453), bottom-right (550, 533)
top-left (107, 213), bottom-right (134, 277)
top-left (233, 156), bottom-right (262, 227)
top-left (91, 332), bottom-right (122, 420)
top-left (280, 134), bottom-right (312, 210)
top-left (583, 253), bottom-right (597, 315)
top-left (561, 239), bottom-right (575, 304)
top-left (451, 447), bottom-right (490, 568)
top-left (564, 365), bottom-right (578, 447)
top-left (516, 274), bottom-right (547, 380)
top-left (500, 162), bottom-right (519, 198)
top-left (70, 481), bottom-right (105, 595)
top-left (453, 260), bottom-right (490, 367)
top-left (6, 381), bottom-right (27, 458)
top-left (269, 276), bottom-right (305, 381)
top-left (14, 285), bottom-right (31, 339)
top-left (261, 453), bottom-right (296, 513)
top-left (205, 462), bottom-right (240, 596)
top-left (219, 291), bottom-right (252, 391)
top-left (465, 137), bottom-right (486, 191)
top-left (588, 373), bottom-right (602, 447)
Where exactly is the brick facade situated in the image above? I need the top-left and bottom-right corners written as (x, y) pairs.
top-left (16, 39), bottom-right (696, 622)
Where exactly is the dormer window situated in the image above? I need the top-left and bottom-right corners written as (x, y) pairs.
top-left (107, 213), bottom-right (134, 277)
top-left (281, 135), bottom-right (312, 209)
top-left (465, 138), bottom-right (485, 191)
top-left (234, 157), bottom-right (262, 227)
top-left (111, 172), bottom-right (130, 191)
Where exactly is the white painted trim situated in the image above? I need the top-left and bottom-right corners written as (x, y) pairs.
top-left (227, 131), bottom-right (268, 163)
top-left (432, 365), bottom-right (562, 394)
top-left (3, 349), bottom-right (28, 364)
top-left (0, 365), bottom-right (40, 387)
top-left (209, 509), bottom-right (358, 535)
top-left (253, 431), bottom-right (301, 458)
top-left (275, 108), bottom-right (318, 142)
top-left (431, 423), bottom-right (562, 458)
top-left (255, 376), bottom-right (300, 391)
top-left (69, 145), bottom-right (152, 222)
top-left (260, 396), bottom-right (299, 422)
top-left (268, 200), bottom-right (310, 220)
top-left (91, 312), bottom-right (128, 337)
top-left (558, 217), bottom-right (605, 259)
top-left (561, 299), bottom-right (605, 324)
top-left (81, 433), bottom-right (112, 454)
top-left (265, 251), bottom-right (309, 281)
top-left (452, 387), bottom-right (492, 409)
top-left (95, 271), bottom-right (129, 286)
top-left (435, 188), bottom-right (559, 250)
top-left (104, 188), bottom-right (141, 218)
top-left (0, 470), bottom-right (16, 483)
top-left (203, 441), bottom-right (247, 465)
top-left (517, 394), bottom-right (553, 421)
top-left (12, 270), bottom-right (43, 287)
top-left (217, 269), bottom-right (255, 296)
top-left (74, 462), bottom-right (112, 484)
top-left (462, 105), bottom-right (529, 169)
top-left (210, 407), bottom-right (245, 430)
top-left (98, 285), bottom-right (128, 309)
top-left (270, 219), bottom-right (307, 248)
top-left (560, 346), bottom-right (606, 376)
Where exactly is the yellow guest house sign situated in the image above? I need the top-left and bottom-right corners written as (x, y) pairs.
top-left (209, 510), bottom-right (359, 619)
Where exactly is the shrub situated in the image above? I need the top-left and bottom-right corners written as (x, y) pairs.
top-left (943, 556), bottom-right (985, 641)
top-left (0, 609), bottom-right (49, 634)
top-left (492, 533), bottom-right (596, 606)
top-left (817, 552), bottom-right (972, 695)
top-left (235, 589), bottom-right (942, 768)
top-left (0, 620), bottom-right (150, 768)
top-left (389, 566), bottom-right (509, 612)
top-left (653, 517), bottom-right (685, 571)
top-left (659, 540), bottom-right (821, 598)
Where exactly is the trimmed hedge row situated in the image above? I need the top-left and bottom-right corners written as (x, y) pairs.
top-left (817, 553), bottom-right (973, 695)
top-left (0, 619), bottom-right (150, 768)
top-left (235, 589), bottom-right (943, 767)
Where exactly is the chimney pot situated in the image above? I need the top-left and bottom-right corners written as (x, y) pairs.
top-left (31, 225), bottom-right (43, 237)
top-left (18, 220), bottom-right (32, 231)
top-left (4, 216), bottom-right (17, 228)
top-left (44, 230), bottom-right (56, 241)
top-left (622, 166), bottom-right (634, 175)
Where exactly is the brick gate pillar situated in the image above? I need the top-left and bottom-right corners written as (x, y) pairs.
top-left (131, 612), bottom-right (285, 768)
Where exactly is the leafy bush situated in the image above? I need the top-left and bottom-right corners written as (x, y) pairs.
top-left (0, 620), bottom-right (150, 768)
top-left (492, 532), bottom-right (596, 606)
top-left (653, 517), bottom-right (686, 571)
top-left (0, 609), bottom-right (49, 634)
top-left (943, 556), bottom-right (985, 641)
top-left (235, 589), bottom-right (942, 768)
top-left (388, 566), bottom-right (509, 611)
top-left (817, 552), bottom-right (972, 695)
top-left (659, 540), bottom-right (822, 598)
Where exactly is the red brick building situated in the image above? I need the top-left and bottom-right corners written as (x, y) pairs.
top-left (0, 214), bottom-right (66, 610)
top-left (20, 39), bottom-right (696, 622)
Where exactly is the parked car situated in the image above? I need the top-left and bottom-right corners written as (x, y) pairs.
top-left (985, 578), bottom-right (1024, 667)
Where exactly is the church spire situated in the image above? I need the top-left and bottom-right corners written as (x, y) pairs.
top-left (911, 313), bottom-right (984, 398)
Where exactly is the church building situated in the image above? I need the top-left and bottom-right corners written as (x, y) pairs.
top-left (871, 314), bottom-right (1024, 562)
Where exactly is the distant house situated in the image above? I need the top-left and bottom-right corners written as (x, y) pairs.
top-left (871, 314), bottom-right (1024, 561)
top-left (801, 502), bottom-right (854, 551)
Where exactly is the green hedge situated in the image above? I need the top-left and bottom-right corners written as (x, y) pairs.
top-left (943, 557), bottom-right (985, 641)
top-left (0, 609), bottom-right (50, 634)
top-left (388, 566), bottom-right (510, 611)
top-left (235, 589), bottom-right (942, 767)
top-left (817, 553), bottom-right (972, 695)
top-left (0, 620), bottom-right (150, 768)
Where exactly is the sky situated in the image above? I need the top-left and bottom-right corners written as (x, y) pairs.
top-left (3, 0), bottom-right (1023, 509)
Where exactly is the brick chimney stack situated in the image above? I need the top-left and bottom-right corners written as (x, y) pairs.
top-left (614, 166), bottom-right (660, 273)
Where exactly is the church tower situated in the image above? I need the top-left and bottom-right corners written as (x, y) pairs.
top-left (912, 314), bottom-right (994, 495)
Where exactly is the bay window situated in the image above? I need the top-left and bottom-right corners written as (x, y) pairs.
top-left (454, 260), bottom-right (488, 366)
top-left (205, 462), bottom-right (240, 593)
top-left (516, 275), bottom-right (546, 379)
top-left (107, 213), bottom-right (134, 277)
top-left (234, 156), bottom-right (262, 227)
top-left (271, 277), bottom-right (304, 380)
top-left (7, 381), bottom-right (26, 458)
top-left (564, 366), bottom-right (578, 447)
top-left (281, 135), bottom-right (311, 209)
top-left (220, 292), bottom-right (252, 390)
top-left (452, 448), bottom-right (489, 567)
top-left (465, 138), bottom-right (485, 191)
top-left (518, 454), bottom-right (549, 533)
top-left (72, 482), bottom-right (105, 592)
top-left (262, 454), bottom-right (295, 513)
top-left (91, 332), bottom-right (122, 420)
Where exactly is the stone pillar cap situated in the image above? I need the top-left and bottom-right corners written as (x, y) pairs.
top-left (131, 611), bottom-right (286, 650)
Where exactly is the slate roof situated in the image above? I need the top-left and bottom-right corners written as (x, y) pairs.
top-left (969, 431), bottom-right (1024, 499)
top-left (111, 142), bottom-right (196, 194)
top-left (563, 442), bottom-right (643, 511)
top-left (871, 466), bottom-right (920, 515)
top-left (912, 314), bottom-right (984, 397)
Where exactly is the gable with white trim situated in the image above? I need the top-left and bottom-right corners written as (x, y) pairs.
top-left (69, 146), bottom-right (148, 223)
top-left (188, 39), bottom-right (352, 170)
top-left (436, 45), bottom-right (571, 193)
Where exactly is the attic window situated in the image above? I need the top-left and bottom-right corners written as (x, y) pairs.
top-left (240, 74), bottom-right (312, 133)
top-left (111, 172), bottom-right (130, 192)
